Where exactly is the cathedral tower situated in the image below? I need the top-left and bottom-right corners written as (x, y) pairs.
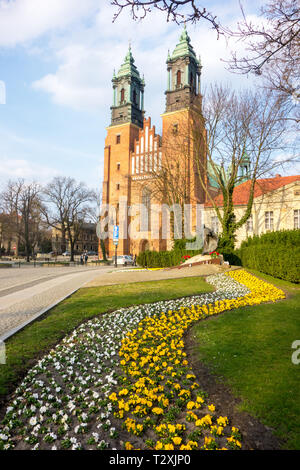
top-left (161, 27), bottom-right (206, 210)
top-left (101, 46), bottom-right (145, 257)
top-left (111, 45), bottom-right (145, 127)
top-left (165, 25), bottom-right (202, 113)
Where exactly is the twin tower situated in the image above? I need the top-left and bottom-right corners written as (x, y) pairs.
top-left (110, 26), bottom-right (202, 126)
top-left (101, 27), bottom-right (207, 257)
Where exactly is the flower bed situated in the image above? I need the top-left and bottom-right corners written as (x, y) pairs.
top-left (0, 271), bottom-right (285, 450)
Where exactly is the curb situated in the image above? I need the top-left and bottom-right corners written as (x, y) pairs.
top-left (0, 285), bottom-right (81, 343)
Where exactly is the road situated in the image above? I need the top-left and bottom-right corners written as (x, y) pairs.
top-left (0, 265), bottom-right (113, 340)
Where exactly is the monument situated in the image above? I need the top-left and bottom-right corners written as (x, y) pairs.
top-left (202, 226), bottom-right (219, 255)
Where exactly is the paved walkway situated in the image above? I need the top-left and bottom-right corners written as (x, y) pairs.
top-left (0, 266), bottom-right (112, 340)
top-left (0, 263), bottom-right (236, 340)
top-left (85, 263), bottom-right (232, 287)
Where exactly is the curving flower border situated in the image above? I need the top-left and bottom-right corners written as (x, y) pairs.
top-left (0, 270), bottom-right (285, 450)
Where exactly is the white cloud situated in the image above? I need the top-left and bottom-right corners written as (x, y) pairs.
top-left (31, 4), bottom-right (255, 125)
top-left (0, 158), bottom-right (59, 182)
top-left (0, 0), bottom-right (96, 47)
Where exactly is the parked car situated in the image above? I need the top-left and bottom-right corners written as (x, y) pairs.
top-left (87, 251), bottom-right (98, 256)
top-left (112, 255), bottom-right (134, 266)
top-left (62, 251), bottom-right (71, 256)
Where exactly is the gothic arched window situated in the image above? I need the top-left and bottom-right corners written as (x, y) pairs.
top-left (176, 70), bottom-right (181, 87)
top-left (141, 187), bottom-right (151, 232)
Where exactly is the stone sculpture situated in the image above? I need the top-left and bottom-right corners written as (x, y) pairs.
top-left (202, 226), bottom-right (218, 255)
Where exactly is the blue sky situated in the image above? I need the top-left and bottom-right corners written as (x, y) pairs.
top-left (0, 0), bottom-right (296, 192)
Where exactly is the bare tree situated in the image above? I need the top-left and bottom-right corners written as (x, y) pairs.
top-left (0, 179), bottom-right (24, 256)
top-left (42, 177), bottom-right (95, 261)
top-left (42, 177), bottom-right (71, 254)
top-left (155, 85), bottom-right (292, 250)
top-left (112, 0), bottom-right (299, 121)
top-left (193, 84), bottom-right (292, 250)
top-left (1, 179), bottom-right (42, 260)
top-left (89, 188), bottom-right (108, 261)
top-left (18, 182), bottom-right (42, 262)
top-left (0, 212), bottom-right (15, 256)
top-left (146, 118), bottom-right (198, 239)
top-left (226, 0), bottom-right (300, 120)
top-left (112, 0), bottom-right (222, 34)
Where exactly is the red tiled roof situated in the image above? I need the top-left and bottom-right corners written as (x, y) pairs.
top-left (205, 175), bottom-right (300, 207)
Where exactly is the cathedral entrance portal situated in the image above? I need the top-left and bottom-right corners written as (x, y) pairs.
top-left (139, 239), bottom-right (150, 253)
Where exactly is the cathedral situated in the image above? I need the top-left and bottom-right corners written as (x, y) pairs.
top-left (100, 27), bottom-right (218, 258)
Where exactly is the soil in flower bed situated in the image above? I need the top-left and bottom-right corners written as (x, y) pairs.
top-left (184, 326), bottom-right (283, 450)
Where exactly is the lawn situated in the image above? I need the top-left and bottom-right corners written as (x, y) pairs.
top-left (191, 269), bottom-right (300, 450)
top-left (0, 276), bottom-right (212, 405)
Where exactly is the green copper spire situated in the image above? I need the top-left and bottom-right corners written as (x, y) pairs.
top-left (115, 45), bottom-right (141, 81)
top-left (111, 44), bottom-right (145, 127)
top-left (170, 25), bottom-right (199, 64)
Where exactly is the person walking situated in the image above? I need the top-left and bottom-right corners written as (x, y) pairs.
top-left (133, 254), bottom-right (137, 266)
top-left (80, 254), bottom-right (84, 265)
top-left (84, 252), bottom-right (88, 265)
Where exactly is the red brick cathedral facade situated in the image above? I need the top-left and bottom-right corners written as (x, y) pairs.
top-left (100, 28), bottom-right (214, 258)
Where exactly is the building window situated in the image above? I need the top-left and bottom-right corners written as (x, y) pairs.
top-left (133, 89), bottom-right (137, 105)
top-left (117, 162), bottom-right (120, 170)
top-left (141, 187), bottom-right (151, 232)
top-left (265, 211), bottom-right (274, 231)
top-left (116, 135), bottom-right (121, 144)
top-left (211, 216), bottom-right (219, 234)
top-left (120, 88), bottom-right (125, 103)
top-left (176, 70), bottom-right (181, 87)
top-left (294, 210), bottom-right (300, 229)
top-left (246, 215), bottom-right (253, 232)
top-left (172, 123), bottom-right (178, 135)
top-left (116, 183), bottom-right (120, 190)
top-left (190, 72), bottom-right (194, 87)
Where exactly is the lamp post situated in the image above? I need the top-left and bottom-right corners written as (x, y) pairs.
top-left (113, 224), bottom-right (119, 268)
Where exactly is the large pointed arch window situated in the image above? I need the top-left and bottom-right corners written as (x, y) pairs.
top-left (141, 186), bottom-right (151, 232)
top-left (176, 70), bottom-right (182, 88)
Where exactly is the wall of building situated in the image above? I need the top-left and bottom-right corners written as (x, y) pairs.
top-left (204, 181), bottom-right (300, 247)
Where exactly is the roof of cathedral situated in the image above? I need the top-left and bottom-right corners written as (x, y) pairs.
top-left (169, 25), bottom-right (200, 64)
top-left (205, 175), bottom-right (300, 207)
top-left (114, 45), bottom-right (143, 82)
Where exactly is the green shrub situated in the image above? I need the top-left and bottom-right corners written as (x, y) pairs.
top-left (137, 238), bottom-right (203, 268)
top-left (241, 229), bottom-right (300, 248)
top-left (239, 229), bottom-right (300, 283)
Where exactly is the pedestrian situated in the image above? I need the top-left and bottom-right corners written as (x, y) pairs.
top-left (134, 254), bottom-right (137, 266)
top-left (80, 254), bottom-right (84, 265)
top-left (85, 253), bottom-right (88, 264)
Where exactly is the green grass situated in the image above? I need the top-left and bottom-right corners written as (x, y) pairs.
top-left (0, 276), bottom-right (212, 404)
top-left (191, 270), bottom-right (300, 450)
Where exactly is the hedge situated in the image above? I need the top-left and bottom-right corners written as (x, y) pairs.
top-left (137, 238), bottom-right (203, 268)
top-left (240, 229), bottom-right (300, 248)
top-left (238, 229), bottom-right (300, 283)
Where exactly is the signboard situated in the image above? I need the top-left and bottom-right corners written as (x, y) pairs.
top-left (113, 225), bottom-right (119, 245)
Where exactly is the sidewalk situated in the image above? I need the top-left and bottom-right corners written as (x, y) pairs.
top-left (85, 263), bottom-right (234, 287)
